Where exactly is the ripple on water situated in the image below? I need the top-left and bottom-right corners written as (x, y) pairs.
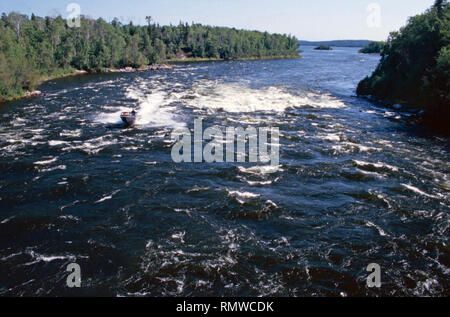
top-left (0, 54), bottom-right (448, 296)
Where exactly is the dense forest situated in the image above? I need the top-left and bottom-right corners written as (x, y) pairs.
top-left (0, 13), bottom-right (300, 101)
top-left (359, 41), bottom-right (386, 54)
top-left (357, 0), bottom-right (449, 132)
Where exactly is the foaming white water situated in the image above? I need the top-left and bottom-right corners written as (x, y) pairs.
top-left (130, 89), bottom-right (182, 128)
top-left (59, 129), bottom-right (82, 137)
top-left (183, 81), bottom-right (346, 113)
top-left (34, 157), bottom-right (58, 165)
top-left (227, 190), bottom-right (260, 199)
top-left (95, 85), bottom-right (184, 128)
top-left (1, 216), bottom-right (15, 224)
top-left (38, 165), bottom-right (66, 173)
top-left (94, 78), bottom-right (345, 126)
top-left (402, 184), bottom-right (442, 199)
top-left (366, 221), bottom-right (389, 237)
top-left (23, 250), bottom-right (88, 266)
top-left (95, 104), bottom-right (130, 125)
top-left (48, 140), bottom-right (68, 147)
top-left (353, 160), bottom-right (399, 172)
top-left (245, 179), bottom-right (274, 186)
top-left (238, 165), bottom-right (283, 175)
top-left (95, 189), bottom-right (121, 204)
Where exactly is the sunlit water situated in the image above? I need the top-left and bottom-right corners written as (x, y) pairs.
top-left (0, 47), bottom-right (448, 296)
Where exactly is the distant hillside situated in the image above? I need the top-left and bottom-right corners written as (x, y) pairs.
top-left (299, 40), bottom-right (371, 47)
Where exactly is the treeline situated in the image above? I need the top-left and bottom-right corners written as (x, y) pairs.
top-left (357, 0), bottom-right (449, 132)
top-left (359, 41), bottom-right (386, 54)
top-left (298, 40), bottom-right (371, 48)
top-left (0, 13), bottom-right (299, 101)
top-left (314, 45), bottom-right (332, 50)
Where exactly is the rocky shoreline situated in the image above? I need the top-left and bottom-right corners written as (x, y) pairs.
top-left (24, 90), bottom-right (42, 98)
top-left (106, 64), bottom-right (174, 73)
top-left (1, 65), bottom-right (174, 104)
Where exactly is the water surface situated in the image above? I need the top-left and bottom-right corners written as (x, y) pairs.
top-left (0, 46), bottom-right (448, 296)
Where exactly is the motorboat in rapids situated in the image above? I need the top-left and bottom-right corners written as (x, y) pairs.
top-left (120, 110), bottom-right (137, 126)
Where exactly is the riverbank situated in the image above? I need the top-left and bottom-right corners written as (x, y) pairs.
top-left (0, 69), bottom-right (88, 103)
top-left (1, 48), bottom-right (448, 297)
top-left (105, 64), bottom-right (174, 73)
top-left (358, 52), bottom-right (381, 55)
top-left (356, 2), bottom-right (449, 135)
top-left (359, 94), bottom-right (450, 135)
top-left (0, 65), bottom-right (174, 104)
top-left (0, 55), bottom-right (301, 104)
top-left (167, 54), bottom-right (301, 63)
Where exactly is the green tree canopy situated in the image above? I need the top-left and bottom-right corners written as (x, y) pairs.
top-left (357, 1), bottom-right (450, 131)
top-left (0, 13), bottom-right (300, 101)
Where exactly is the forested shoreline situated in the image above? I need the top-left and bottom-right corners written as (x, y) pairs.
top-left (359, 41), bottom-right (385, 54)
top-left (357, 1), bottom-right (449, 133)
top-left (0, 13), bottom-right (300, 101)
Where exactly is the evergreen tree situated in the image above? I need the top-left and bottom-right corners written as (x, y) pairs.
top-left (0, 13), bottom-right (300, 100)
top-left (357, 1), bottom-right (449, 132)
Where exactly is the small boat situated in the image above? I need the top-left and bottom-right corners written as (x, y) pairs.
top-left (120, 110), bottom-right (137, 126)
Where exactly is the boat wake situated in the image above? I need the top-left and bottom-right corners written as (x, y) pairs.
top-left (94, 77), bottom-right (347, 128)
top-left (94, 83), bottom-right (184, 129)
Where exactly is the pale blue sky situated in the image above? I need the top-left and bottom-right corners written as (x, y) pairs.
top-left (0, 0), bottom-right (435, 41)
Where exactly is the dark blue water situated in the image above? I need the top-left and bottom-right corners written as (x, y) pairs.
top-left (0, 47), bottom-right (448, 296)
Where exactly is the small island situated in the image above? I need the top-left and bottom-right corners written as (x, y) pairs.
top-left (314, 45), bottom-right (333, 50)
top-left (359, 41), bottom-right (386, 54)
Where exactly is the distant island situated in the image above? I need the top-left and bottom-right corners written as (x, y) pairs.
top-left (299, 40), bottom-right (371, 47)
top-left (357, 0), bottom-right (449, 133)
top-left (0, 13), bottom-right (300, 102)
top-left (359, 41), bottom-right (386, 54)
top-left (314, 45), bottom-right (332, 51)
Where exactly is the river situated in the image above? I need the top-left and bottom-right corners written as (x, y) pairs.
top-left (0, 46), bottom-right (448, 296)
